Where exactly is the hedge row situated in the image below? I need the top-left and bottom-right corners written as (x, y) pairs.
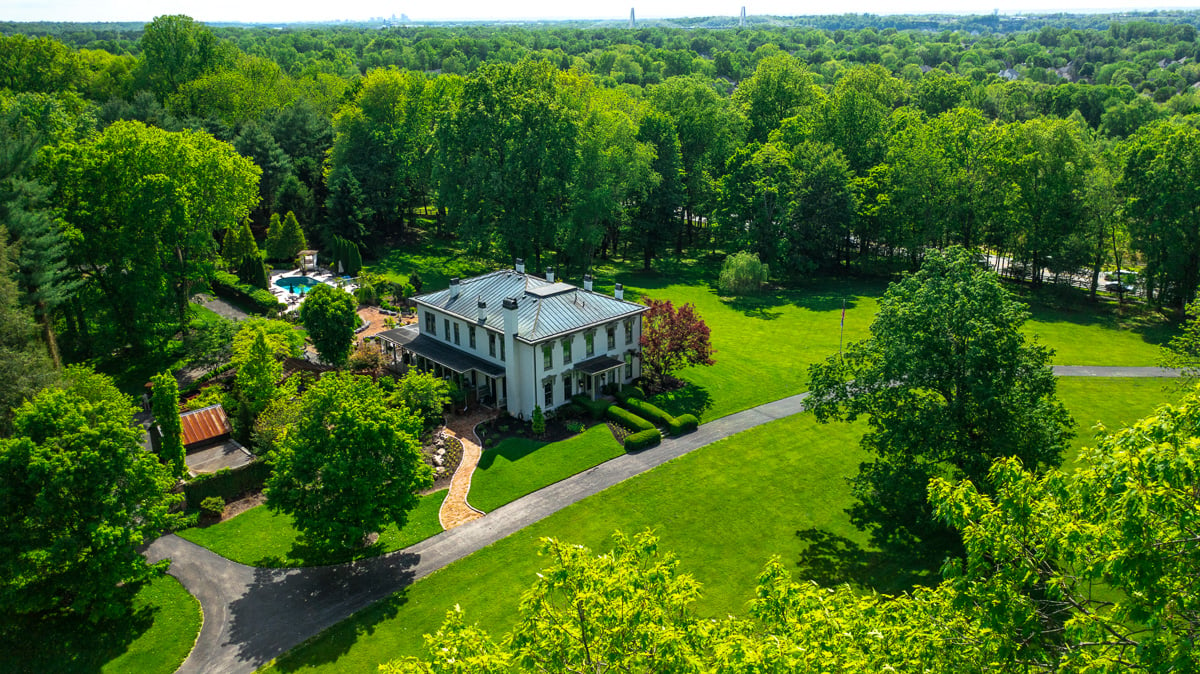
top-left (182, 460), bottom-right (271, 510)
top-left (624, 428), bottom-right (662, 452)
top-left (605, 405), bottom-right (655, 433)
top-left (571, 394), bottom-right (612, 419)
top-left (667, 413), bottom-right (699, 436)
top-left (211, 270), bottom-right (284, 314)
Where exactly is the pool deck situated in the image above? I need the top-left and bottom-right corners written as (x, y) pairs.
top-left (269, 269), bottom-right (358, 312)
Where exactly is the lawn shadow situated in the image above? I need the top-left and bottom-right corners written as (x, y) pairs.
top-left (232, 552), bottom-right (418, 672)
top-left (0, 588), bottom-right (154, 672)
top-left (1017, 284), bottom-right (1181, 348)
top-left (255, 536), bottom-right (389, 568)
top-left (651, 383), bottom-right (714, 420)
top-left (793, 527), bottom-right (941, 595)
top-left (476, 437), bottom-right (547, 471)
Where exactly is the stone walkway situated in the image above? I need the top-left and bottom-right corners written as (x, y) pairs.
top-left (438, 409), bottom-right (496, 529)
top-left (144, 365), bottom-right (1184, 674)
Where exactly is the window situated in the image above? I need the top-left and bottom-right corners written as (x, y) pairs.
top-left (562, 337), bottom-right (572, 364)
top-left (425, 311), bottom-right (436, 335)
top-left (585, 331), bottom-right (595, 357)
top-left (624, 320), bottom-right (633, 344)
top-left (543, 344), bottom-right (553, 370)
top-left (453, 322), bottom-right (460, 346)
top-left (606, 326), bottom-right (616, 351)
top-left (469, 327), bottom-right (476, 350)
top-left (625, 352), bottom-right (633, 379)
top-left (543, 379), bottom-right (554, 407)
top-left (489, 333), bottom-right (496, 357)
top-left (500, 339), bottom-right (506, 362)
top-left (443, 319), bottom-right (450, 342)
top-left (563, 375), bottom-right (572, 400)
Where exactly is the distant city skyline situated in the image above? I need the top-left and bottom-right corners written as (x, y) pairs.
top-left (0, 0), bottom-right (1188, 24)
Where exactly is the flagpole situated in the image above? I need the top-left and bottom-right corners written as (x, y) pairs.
top-left (839, 298), bottom-right (845, 358)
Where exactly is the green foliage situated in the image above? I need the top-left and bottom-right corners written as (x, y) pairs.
top-left (150, 371), bottom-right (186, 479)
top-left (265, 372), bottom-right (432, 551)
top-left (807, 246), bottom-right (1073, 554)
top-left (666, 413), bottom-right (699, 436)
top-left (299, 283), bottom-right (358, 367)
top-left (199, 496), bottom-right (224, 518)
top-left (210, 269), bottom-right (283, 314)
top-left (605, 404), bottom-right (654, 433)
top-left (622, 397), bottom-right (674, 427)
top-left (0, 366), bottom-right (182, 621)
top-left (265, 210), bottom-right (307, 262)
top-left (389, 369), bottom-right (451, 428)
top-left (623, 428), bottom-right (662, 452)
top-left (251, 377), bottom-right (303, 455)
top-left (571, 393), bottom-right (612, 419)
top-left (0, 227), bottom-right (56, 434)
top-left (234, 324), bottom-right (282, 423)
top-left (530, 405), bottom-right (546, 436)
top-left (718, 250), bottom-right (770, 296)
top-left (1161, 291), bottom-right (1200, 380)
top-left (232, 316), bottom-right (303, 362)
top-left (615, 384), bottom-right (645, 402)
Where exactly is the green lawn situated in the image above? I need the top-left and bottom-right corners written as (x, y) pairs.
top-left (469, 424), bottom-right (626, 512)
top-left (1057, 377), bottom-right (1180, 470)
top-left (177, 490), bottom-right (447, 567)
top-left (2, 575), bottom-right (200, 674)
top-left (364, 230), bottom-right (504, 290)
top-left (261, 376), bottom-right (1174, 673)
top-left (1021, 293), bottom-right (1175, 366)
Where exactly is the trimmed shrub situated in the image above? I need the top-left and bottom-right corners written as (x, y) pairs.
top-left (620, 384), bottom-right (645, 401)
top-left (623, 398), bottom-right (674, 427)
top-left (624, 428), bottom-right (662, 452)
top-left (572, 394), bottom-right (612, 419)
top-left (667, 413), bottom-right (699, 436)
top-left (183, 461), bottom-right (270, 510)
top-left (606, 405), bottom-right (655, 433)
top-left (200, 496), bottom-right (225, 518)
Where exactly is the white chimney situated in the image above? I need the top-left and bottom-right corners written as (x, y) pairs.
top-left (449, 277), bottom-right (460, 299)
top-left (477, 299), bottom-right (487, 323)
top-left (545, 267), bottom-right (555, 283)
top-left (583, 274), bottom-right (593, 291)
top-left (615, 283), bottom-right (624, 300)
top-left (503, 297), bottom-right (519, 336)
top-left (515, 258), bottom-right (525, 274)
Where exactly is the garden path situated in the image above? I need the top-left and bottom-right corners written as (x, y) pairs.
top-left (437, 409), bottom-right (495, 529)
top-left (144, 365), bottom-right (1181, 674)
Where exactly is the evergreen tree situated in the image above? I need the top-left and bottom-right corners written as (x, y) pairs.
top-left (149, 371), bottom-right (186, 479)
top-left (263, 212), bottom-right (283, 260)
top-left (323, 165), bottom-right (371, 248)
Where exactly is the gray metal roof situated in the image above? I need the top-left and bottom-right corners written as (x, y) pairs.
top-left (413, 270), bottom-right (646, 344)
top-left (376, 325), bottom-right (506, 377)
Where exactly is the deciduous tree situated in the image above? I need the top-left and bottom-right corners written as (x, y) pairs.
top-left (807, 246), bottom-right (1072, 554)
top-left (299, 283), bottom-right (359, 367)
top-left (0, 366), bottom-right (181, 620)
top-left (265, 372), bottom-right (431, 550)
top-left (389, 369), bottom-right (450, 428)
top-left (234, 324), bottom-right (283, 424)
top-left (638, 299), bottom-right (715, 390)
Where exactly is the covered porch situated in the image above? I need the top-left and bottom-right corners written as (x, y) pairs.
top-left (572, 354), bottom-right (626, 400)
top-left (376, 325), bottom-right (507, 409)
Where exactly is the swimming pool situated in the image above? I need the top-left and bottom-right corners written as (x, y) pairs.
top-left (274, 276), bottom-right (324, 295)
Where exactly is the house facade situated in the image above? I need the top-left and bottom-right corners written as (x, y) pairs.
top-left (376, 261), bottom-right (647, 419)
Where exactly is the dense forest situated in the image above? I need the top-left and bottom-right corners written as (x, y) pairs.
top-left (4, 10), bottom-right (1200, 397)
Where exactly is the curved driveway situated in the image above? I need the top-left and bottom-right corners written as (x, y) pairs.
top-left (146, 366), bottom-right (1180, 674)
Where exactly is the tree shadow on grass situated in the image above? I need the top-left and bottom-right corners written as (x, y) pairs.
top-left (232, 552), bottom-right (418, 671)
top-left (254, 536), bottom-right (390, 568)
top-left (476, 438), bottom-right (547, 471)
top-left (793, 528), bottom-right (942, 595)
top-left (0, 589), bottom-right (154, 673)
top-left (1017, 284), bottom-right (1181, 348)
top-left (650, 383), bottom-right (714, 420)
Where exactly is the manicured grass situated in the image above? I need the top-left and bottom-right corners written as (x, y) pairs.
top-left (177, 490), bottom-right (447, 567)
top-left (364, 230), bottom-right (504, 290)
top-left (469, 424), bottom-right (625, 512)
top-left (624, 274), bottom-right (882, 422)
top-left (1056, 377), bottom-right (1180, 470)
top-left (261, 376), bottom-right (1177, 672)
top-left (1, 575), bottom-right (200, 674)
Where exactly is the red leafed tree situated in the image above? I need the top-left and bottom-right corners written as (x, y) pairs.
top-left (639, 299), bottom-right (715, 389)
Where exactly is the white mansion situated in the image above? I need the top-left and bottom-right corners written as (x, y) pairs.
top-left (377, 260), bottom-right (647, 419)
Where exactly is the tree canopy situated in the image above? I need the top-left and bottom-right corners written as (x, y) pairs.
top-left (298, 284), bottom-right (358, 367)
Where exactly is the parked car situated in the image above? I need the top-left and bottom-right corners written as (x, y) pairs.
top-left (1105, 282), bottom-right (1134, 293)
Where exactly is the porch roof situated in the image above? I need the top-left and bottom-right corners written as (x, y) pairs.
top-left (573, 354), bottom-right (625, 375)
top-left (377, 325), bottom-right (506, 377)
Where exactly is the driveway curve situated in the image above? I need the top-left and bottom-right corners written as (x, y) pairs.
top-left (147, 365), bottom-right (1180, 674)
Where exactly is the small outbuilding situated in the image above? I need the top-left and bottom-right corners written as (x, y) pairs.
top-left (176, 404), bottom-right (254, 476)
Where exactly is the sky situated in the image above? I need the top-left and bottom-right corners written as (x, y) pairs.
top-left (0, 0), bottom-right (1191, 24)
